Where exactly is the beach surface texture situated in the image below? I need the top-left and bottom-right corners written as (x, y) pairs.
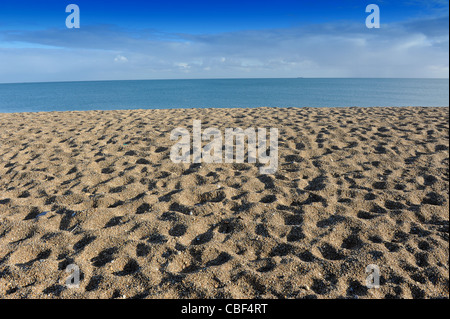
top-left (0, 106), bottom-right (448, 299)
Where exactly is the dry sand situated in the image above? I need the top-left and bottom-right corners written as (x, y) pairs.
top-left (0, 106), bottom-right (448, 299)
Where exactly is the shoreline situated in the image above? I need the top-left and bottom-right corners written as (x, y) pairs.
top-left (1, 105), bottom-right (449, 115)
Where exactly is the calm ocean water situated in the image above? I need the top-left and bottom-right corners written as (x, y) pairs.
top-left (0, 78), bottom-right (448, 113)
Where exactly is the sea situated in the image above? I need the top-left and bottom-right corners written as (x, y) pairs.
top-left (0, 78), bottom-right (448, 113)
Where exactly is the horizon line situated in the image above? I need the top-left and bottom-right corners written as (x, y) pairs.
top-left (1, 76), bottom-right (449, 85)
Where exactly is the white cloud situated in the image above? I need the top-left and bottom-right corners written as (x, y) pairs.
top-left (0, 15), bottom-right (448, 82)
top-left (114, 54), bottom-right (128, 63)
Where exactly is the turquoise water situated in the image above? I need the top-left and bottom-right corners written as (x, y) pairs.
top-left (0, 78), bottom-right (448, 113)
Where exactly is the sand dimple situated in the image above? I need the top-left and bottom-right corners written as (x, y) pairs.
top-left (0, 106), bottom-right (448, 299)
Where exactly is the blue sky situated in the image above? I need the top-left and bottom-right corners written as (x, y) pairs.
top-left (0, 0), bottom-right (448, 82)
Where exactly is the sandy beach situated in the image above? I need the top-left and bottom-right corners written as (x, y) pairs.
top-left (0, 106), bottom-right (448, 299)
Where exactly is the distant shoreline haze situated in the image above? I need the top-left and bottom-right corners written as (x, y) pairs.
top-left (0, 78), bottom-right (448, 113)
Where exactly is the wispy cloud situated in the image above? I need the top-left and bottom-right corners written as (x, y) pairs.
top-left (0, 14), bottom-right (448, 82)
